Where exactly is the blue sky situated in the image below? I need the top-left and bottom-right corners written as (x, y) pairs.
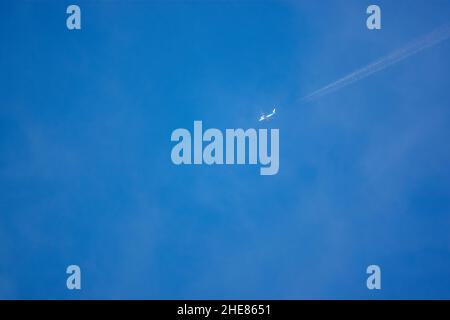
top-left (1, 0), bottom-right (450, 299)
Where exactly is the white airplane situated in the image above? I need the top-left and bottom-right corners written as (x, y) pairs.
top-left (259, 108), bottom-right (276, 121)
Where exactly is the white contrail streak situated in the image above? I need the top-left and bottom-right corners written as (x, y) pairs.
top-left (302, 24), bottom-right (450, 102)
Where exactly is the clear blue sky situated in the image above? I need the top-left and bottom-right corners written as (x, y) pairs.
top-left (1, 0), bottom-right (450, 299)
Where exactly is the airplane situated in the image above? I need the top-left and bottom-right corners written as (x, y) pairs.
top-left (259, 108), bottom-right (276, 121)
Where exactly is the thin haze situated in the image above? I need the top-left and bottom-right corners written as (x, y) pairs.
top-left (302, 24), bottom-right (450, 102)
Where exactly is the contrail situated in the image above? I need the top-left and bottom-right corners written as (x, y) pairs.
top-left (302, 24), bottom-right (450, 102)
